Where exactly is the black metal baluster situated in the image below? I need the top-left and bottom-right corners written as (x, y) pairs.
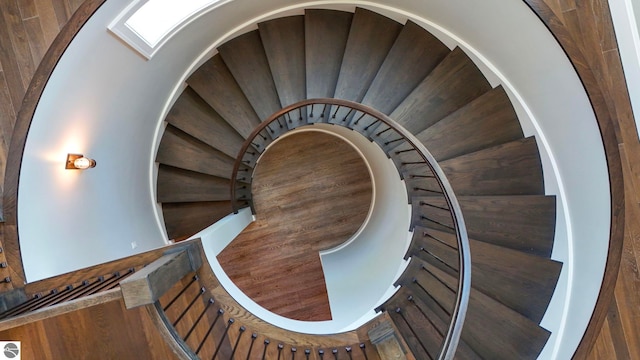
top-left (195, 308), bottom-right (224, 355)
top-left (246, 333), bottom-right (258, 360)
top-left (359, 344), bottom-right (369, 360)
top-left (184, 298), bottom-right (215, 342)
top-left (261, 339), bottom-right (270, 360)
top-left (164, 275), bottom-right (198, 311)
top-left (172, 287), bottom-right (205, 327)
top-left (229, 325), bottom-right (246, 359)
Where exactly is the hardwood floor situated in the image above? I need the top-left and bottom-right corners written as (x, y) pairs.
top-left (218, 131), bottom-right (372, 321)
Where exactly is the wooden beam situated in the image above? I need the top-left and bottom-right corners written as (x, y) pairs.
top-left (120, 245), bottom-right (202, 309)
top-left (368, 316), bottom-right (412, 360)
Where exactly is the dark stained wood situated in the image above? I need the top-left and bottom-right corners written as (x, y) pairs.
top-left (384, 287), bottom-right (482, 360)
top-left (334, 8), bottom-right (401, 103)
top-left (385, 300), bottom-right (438, 360)
top-left (390, 47), bottom-right (492, 135)
top-left (422, 259), bottom-right (551, 359)
top-left (415, 195), bottom-right (556, 257)
top-left (409, 137), bottom-right (545, 196)
top-left (259, 16), bottom-right (306, 108)
top-left (362, 20), bottom-right (450, 115)
top-left (218, 30), bottom-right (281, 121)
top-left (165, 87), bottom-right (246, 159)
top-left (187, 55), bottom-right (261, 138)
top-left (304, 9), bottom-right (352, 100)
top-left (157, 165), bottom-right (231, 203)
top-left (162, 201), bottom-right (233, 241)
top-left (156, 125), bottom-right (235, 179)
top-left (414, 86), bottom-right (524, 161)
top-left (218, 132), bottom-right (372, 321)
top-left (409, 227), bottom-right (561, 323)
top-left (0, 292), bottom-right (178, 359)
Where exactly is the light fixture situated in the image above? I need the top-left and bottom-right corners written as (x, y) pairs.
top-left (66, 154), bottom-right (96, 170)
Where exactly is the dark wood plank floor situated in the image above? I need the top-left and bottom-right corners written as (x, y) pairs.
top-left (218, 132), bottom-right (372, 321)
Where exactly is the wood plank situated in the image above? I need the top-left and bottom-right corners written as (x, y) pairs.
top-left (389, 47), bottom-right (491, 135)
top-left (334, 7), bottom-right (401, 103)
top-left (218, 30), bottom-right (281, 121)
top-left (51, 0), bottom-right (70, 28)
top-left (0, 1), bottom-right (26, 114)
top-left (411, 137), bottom-right (545, 196)
top-left (0, 293), bottom-right (178, 359)
top-left (165, 87), bottom-right (246, 159)
top-left (34, 0), bottom-right (63, 45)
top-left (156, 125), bottom-right (235, 179)
top-left (22, 16), bottom-right (48, 66)
top-left (157, 165), bottom-right (231, 203)
top-left (415, 195), bottom-right (556, 257)
top-left (0, 70), bottom-right (16, 149)
top-left (424, 260), bottom-right (551, 359)
top-left (414, 86), bottom-right (524, 161)
top-left (162, 201), bottom-right (233, 241)
top-left (218, 132), bottom-right (372, 321)
top-left (259, 16), bottom-right (306, 108)
top-left (410, 227), bottom-right (561, 323)
top-left (362, 20), bottom-right (449, 115)
top-left (187, 55), bottom-right (261, 139)
top-left (305, 9), bottom-right (352, 99)
top-left (1, 0), bottom-right (36, 90)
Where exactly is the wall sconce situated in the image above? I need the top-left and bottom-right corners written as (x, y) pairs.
top-left (66, 154), bottom-right (96, 170)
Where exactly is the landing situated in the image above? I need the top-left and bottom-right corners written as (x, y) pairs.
top-left (217, 131), bottom-right (373, 321)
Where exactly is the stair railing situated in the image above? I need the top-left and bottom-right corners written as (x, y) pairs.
top-left (230, 98), bottom-right (471, 360)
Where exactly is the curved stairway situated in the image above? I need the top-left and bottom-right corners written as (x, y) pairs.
top-left (155, 7), bottom-right (562, 359)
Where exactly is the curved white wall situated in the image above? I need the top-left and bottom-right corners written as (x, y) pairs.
top-left (203, 126), bottom-right (411, 334)
top-left (17, 0), bottom-right (609, 358)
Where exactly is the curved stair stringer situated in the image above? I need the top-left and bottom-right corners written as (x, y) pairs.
top-left (154, 7), bottom-right (562, 359)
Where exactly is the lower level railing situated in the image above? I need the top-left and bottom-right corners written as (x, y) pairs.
top-left (229, 98), bottom-right (471, 360)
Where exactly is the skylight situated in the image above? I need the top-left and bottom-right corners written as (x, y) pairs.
top-left (109, 0), bottom-right (227, 58)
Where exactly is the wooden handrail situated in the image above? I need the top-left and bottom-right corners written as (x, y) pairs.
top-left (230, 98), bottom-right (471, 360)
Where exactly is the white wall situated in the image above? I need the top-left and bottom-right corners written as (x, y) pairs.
top-left (17, 0), bottom-right (611, 358)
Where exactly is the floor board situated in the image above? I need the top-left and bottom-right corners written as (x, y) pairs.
top-left (218, 131), bottom-right (372, 321)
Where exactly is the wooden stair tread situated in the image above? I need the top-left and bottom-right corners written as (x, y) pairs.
top-left (333, 8), bottom-right (402, 103)
top-left (187, 55), bottom-right (261, 138)
top-left (157, 164), bottom-right (231, 203)
top-left (156, 125), bottom-right (235, 179)
top-left (414, 195), bottom-right (556, 257)
top-left (390, 47), bottom-right (492, 134)
top-left (409, 227), bottom-right (561, 323)
top-left (415, 86), bottom-right (524, 161)
top-left (405, 137), bottom-right (545, 196)
top-left (361, 20), bottom-right (450, 115)
top-left (305, 9), bottom-right (352, 100)
top-left (384, 287), bottom-right (481, 360)
top-left (162, 201), bottom-right (233, 241)
top-left (398, 258), bottom-right (551, 359)
top-left (259, 16), bottom-right (306, 109)
top-left (166, 87), bottom-right (246, 159)
top-left (425, 261), bottom-right (551, 359)
top-left (218, 30), bottom-right (281, 121)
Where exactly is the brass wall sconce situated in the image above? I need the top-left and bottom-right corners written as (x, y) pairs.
top-left (66, 154), bottom-right (96, 170)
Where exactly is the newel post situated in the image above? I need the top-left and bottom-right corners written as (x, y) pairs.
top-left (120, 243), bottom-right (202, 309)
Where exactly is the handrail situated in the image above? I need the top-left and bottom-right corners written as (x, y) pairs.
top-left (230, 98), bottom-right (471, 360)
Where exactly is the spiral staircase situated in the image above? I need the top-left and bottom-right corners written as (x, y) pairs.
top-left (151, 7), bottom-right (563, 359)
